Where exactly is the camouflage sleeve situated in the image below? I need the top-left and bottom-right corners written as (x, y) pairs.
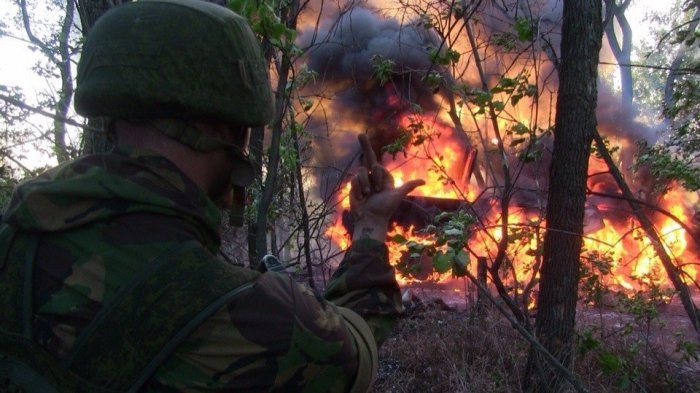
top-left (150, 239), bottom-right (401, 392)
top-left (323, 238), bottom-right (404, 346)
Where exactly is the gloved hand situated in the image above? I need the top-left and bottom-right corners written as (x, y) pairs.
top-left (350, 134), bottom-right (425, 242)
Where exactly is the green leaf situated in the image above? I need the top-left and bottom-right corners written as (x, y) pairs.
top-left (578, 330), bottom-right (600, 355)
top-left (511, 94), bottom-right (523, 106)
top-left (501, 77), bottom-right (515, 87)
top-left (435, 236), bottom-right (447, 247)
top-left (455, 249), bottom-right (469, 265)
top-left (492, 32), bottom-right (517, 50)
top-left (444, 228), bottom-right (463, 237)
top-left (510, 122), bottom-right (530, 135)
top-left (452, 262), bottom-right (468, 277)
top-left (433, 252), bottom-right (452, 273)
top-left (514, 18), bottom-right (534, 41)
top-left (599, 352), bottom-right (621, 374)
top-left (451, 250), bottom-right (469, 277)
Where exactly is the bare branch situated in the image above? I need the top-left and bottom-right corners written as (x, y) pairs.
top-left (18, 0), bottom-right (60, 65)
top-left (0, 92), bottom-right (91, 131)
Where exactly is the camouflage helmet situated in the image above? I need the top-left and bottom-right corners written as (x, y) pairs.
top-left (74, 0), bottom-right (274, 127)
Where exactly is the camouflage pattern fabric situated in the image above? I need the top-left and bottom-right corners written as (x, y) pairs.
top-left (0, 146), bottom-right (402, 392)
top-left (74, 0), bottom-right (274, 127)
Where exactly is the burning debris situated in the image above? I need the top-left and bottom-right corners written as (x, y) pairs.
top-left (301, 5), bottom-right (699, 299)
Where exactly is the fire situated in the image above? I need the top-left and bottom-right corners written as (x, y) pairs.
top-left (324, 182), bottom-right (352, 251)
top-left (305, 4), bottom-right (698, 308)
top-left (325, 220), bottom-right (350, 252)
top-left (385, 115), bottom-right (477, 201)
top-left (324, 111), bottom-right (699, 300)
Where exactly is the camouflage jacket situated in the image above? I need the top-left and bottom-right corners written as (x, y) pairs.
top-left (0, 147), bottom-right (403, 392)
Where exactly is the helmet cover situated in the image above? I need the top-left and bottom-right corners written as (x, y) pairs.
top-left (74, 0), bottom-right (274, 127)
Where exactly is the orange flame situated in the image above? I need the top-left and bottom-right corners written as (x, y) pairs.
top-left (325, 112), bottom-right (699, 298)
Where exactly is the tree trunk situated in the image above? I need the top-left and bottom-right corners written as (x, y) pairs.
top-left (250, 0), bottom-right (300, 264)
top-left (663, 7), bottom-right (700, 112)
top-left (604, 0), bottom-right (634, 106)
top-left (290, 124), bottom-right (316, 289)
top-left (76, 0), bottom-right (131, 155)
top-left (524, 0), bottom-right (602, 391)
top-left (252, 58), bottom-right (286, 262)
top-left (19, 0), bottom-right (77, 163)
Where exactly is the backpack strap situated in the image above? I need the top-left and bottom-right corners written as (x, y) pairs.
top-left (64, 240), bottom-right (260, 392)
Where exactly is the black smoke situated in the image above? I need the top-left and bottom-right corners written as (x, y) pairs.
top-left (303, 7), bottom-right (450, 153)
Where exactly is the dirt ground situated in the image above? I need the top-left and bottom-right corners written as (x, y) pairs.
top-left (369, 285), bottom-right (700, 393)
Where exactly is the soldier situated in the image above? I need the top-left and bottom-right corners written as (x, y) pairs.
top-left (0, 0), bottom-right (424, 391)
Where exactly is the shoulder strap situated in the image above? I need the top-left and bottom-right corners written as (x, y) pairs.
top-left (64, 240), bottom-right (260, 392)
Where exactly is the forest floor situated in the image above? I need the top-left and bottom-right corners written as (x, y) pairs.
top-left (369, 286), bottom-right (700, 393)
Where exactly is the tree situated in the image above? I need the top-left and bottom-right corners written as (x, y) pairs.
top-left (2, 1), bottom-right (696, 331)
top-left (600, 0), bottom-right (700, 335)
top-left (19, 0), bottom-right (77, 163)
top-left (233, 0), bottom-right (302, 265)
top-left (637, 0), bottom-right (700, 191)
top-left (525, 0), bottom-right (603, 391)
top-left (0, 0), bottom-right (82, 168)
top-left (604, 0), bottom-right (634, 105)
top-left (228, 0), bottom-right (343, 282)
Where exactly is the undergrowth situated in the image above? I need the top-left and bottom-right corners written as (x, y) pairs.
top-left (370, 301), bottom-right (699, 393)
